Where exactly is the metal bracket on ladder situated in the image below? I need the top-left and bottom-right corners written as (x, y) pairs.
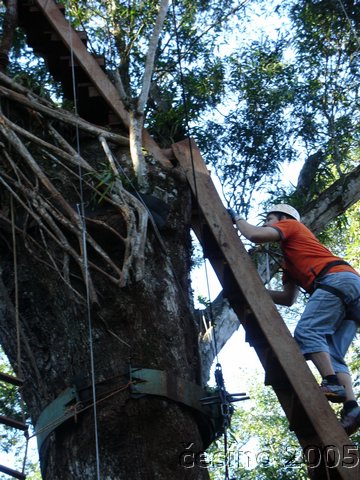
top-left (172, 138), bottom-right (360, 480)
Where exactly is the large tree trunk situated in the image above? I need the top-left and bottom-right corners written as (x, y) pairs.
top-left (0, 83), bottom-right (211, 479)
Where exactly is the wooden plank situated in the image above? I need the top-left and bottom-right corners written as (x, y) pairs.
top-left (35, 0), bottom-right (128, 123)
top-left (34, 0), bottom-right (172, 168)
top-left (0, 415), bottom-right (28, 431)
top-left (172, 138), bottom-right (360, 479)
top-left (0, 371), bottom-right (23, 387)
top-left (0, 464), bottom-right (26, 480)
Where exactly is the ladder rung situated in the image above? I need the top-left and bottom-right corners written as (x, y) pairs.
top-left (0, 415), bottom-right (28, 431)
top-left (0, 372), bottom-right (24, 387)
top-left (264, 351), bottom-right (291, 388)
top-left (0, 464), bottom-right (26, 480)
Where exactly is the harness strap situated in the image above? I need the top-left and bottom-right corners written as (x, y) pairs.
top-left (309, 260), bottom-right (350, 294)
top-left (315, 283), bottom-right (347, 302)
top-left (315, 284), bottom-right (360, 323)
top-left (315, 260), bottom-right (350, 280)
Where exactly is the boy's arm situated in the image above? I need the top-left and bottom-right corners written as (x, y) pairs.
top-left (268, 279), bottom-right (299, 307)
top-left (229, 212), bottom-right (297, 305)
top-left (235, 218), bottom-right (281, 243)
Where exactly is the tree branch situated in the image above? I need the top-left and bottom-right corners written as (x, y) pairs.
top-left (302, 162), bottom-right (360, 234)
top-left (137, 0), bottom-right (170, 114)
top-left (0, 81), bottom-right (129, 146)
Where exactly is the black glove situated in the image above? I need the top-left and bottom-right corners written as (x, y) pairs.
top-left (227, 208), bottom-right (237, 223)
top-left (227, 208), bottom-right (245, 223)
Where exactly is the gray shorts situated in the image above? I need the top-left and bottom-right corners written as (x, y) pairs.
top-left (294, 272), bottom-right (360, 374)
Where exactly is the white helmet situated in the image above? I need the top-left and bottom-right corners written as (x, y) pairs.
top-left (267, 204), bottom-right (300, 222)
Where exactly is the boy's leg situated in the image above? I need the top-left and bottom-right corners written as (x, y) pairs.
top-left (337, 372), bottom-right (356, 402)
top-left (294, 287), bottom-right (347, 402)
top-left (328, 318), bottom-right (358, 400)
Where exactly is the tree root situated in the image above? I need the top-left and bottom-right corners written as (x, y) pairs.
top-left (0, 74), bottom-right (150, 304)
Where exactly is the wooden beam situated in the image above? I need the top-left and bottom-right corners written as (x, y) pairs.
top-left (0, 464), bottom-right (26, 480)
top-left (35, 0), bottom-right (128, 123)
top-left (0, 371), bottom-right (23, 387)
top-left (0, 415), bottom-right (28, 431)
top-left (173, 138), bottom-right (360, 479)
top-left (34, 0), bottom-right (172, 168)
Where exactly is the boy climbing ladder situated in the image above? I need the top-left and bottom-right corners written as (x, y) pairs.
top-left (229, 204), bottom-right (360, 435)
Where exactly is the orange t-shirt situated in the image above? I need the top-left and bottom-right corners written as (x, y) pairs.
top-left (271, 219), bottom-right (357, 292)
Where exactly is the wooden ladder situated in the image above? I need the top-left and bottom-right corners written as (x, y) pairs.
top-left (17, 0), bottom-right (112, 126)
top-left (0, 372), bottom-right (27, 480)
top-left (17, 0), bottom-right (170, 168)
top-left (172, 138), bottom-right (360, 480)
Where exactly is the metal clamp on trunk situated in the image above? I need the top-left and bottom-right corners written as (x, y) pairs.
top-left (129, 367), bottom-right (248, 447)
top-left (35, 387), bottom-right (79, 452)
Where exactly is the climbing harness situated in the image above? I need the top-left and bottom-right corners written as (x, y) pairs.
top-left (314, 282), bottom-right (360, 323)
top-left (311, 260), bottom-right (360, 323)
top-left (311, 260), bottom-right (351, 288)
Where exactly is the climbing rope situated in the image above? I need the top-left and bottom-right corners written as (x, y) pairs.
top-left (67, 4), bottom-right (101, 478)
top-left (214, 364), bottom-right (233, 480)
top-left (170, 4), bottom-right (250, 479)
top-left (170, 0), bottom-right (219, 358)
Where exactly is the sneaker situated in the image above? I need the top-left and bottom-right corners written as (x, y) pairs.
top-left (341, 406), bottom-right (360, 436)
top-left (320, 380), bottom-right (346, 403)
